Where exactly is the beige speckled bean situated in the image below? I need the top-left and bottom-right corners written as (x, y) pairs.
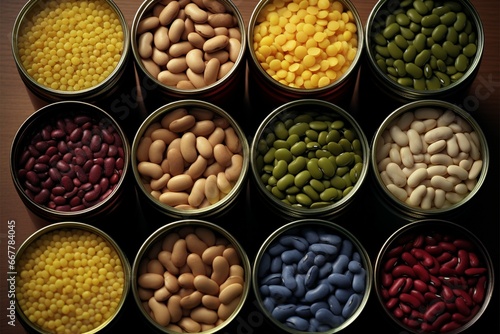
top-left (170, 114), bottom-right (196, 133)
top-left (225, 154), bottom-right (243, 182)
top-left (180, 132), bottom-right (198, 163)
top-left (154, 26), bottom-right (170, 51)
top-left (167, 295), bottom-right (183, 323)
top-left (150, 173), bottom-right (171, 191)
top-left (159, 1), bottom-right (180, 26)
top-left (187, 156), bottom-right (208, 179)
top-left (178, 317), bottom-right (201, 332)
top-left (138, 161), bottom-right (164, 179)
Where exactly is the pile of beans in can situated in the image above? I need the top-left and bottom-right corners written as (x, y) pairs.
top-left (378, 229), bottom-right (490, 332)
top-left (136, 0), bottom-right (241, 89)
top-left (16, 227), bottom-right (126, 333)
top-left (252, 0), bottom-right (359, 89)
top-left (136, 225), bottom-right (245, 332)
top-left (254, 110), bottom-right (364, 209)
top-left (16, 112), bottom-right (126, 211)
top-left (136, 106), bottom-right (244, 209)
top-left (370, 0), bottom-right (478, 90)
top-left (17, 0), bottom-right (124, 91)
top-left (375, 106), bottom-right (483, 210)
top-left (256, 225), bottom-right (368, 332)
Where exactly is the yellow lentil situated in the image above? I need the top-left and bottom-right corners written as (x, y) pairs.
top-left (254, 0), bottom-right (358, 89)
top-left (17, 0), bottom-right (124, 91)
top-left (16, 228), bottom-right (125, 334)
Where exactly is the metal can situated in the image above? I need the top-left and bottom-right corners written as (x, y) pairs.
top-left (374, 219), bottom-right (495, 334)
top-left (131, 219), bottom-right (251, 333)
top-left (363, 0), bottom-right (484, 104)
top-left (246, 0), bottom-right (364, 129)
top-left (130, 0), bottom-right (247, 122)
top-left (252, 219), bottom-right (372, 333)
top-left (250, 99), bottom-right (369, 220)
top-left (11, 0), bottom-right (140, 133)
top-left (10, 101), bottom-right (131, 225)
top-left (14, 221), bottom-right (131, 334)
top-left (370, 99), bottom-right (489, 220)
top-left (131, 99), bottom-right (249, 221)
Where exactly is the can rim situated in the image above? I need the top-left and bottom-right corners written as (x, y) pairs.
top-left (364, 0), bottom-right (484, 99)
top-left (131, 219), bottom-right (252, 334)
top-left (11, 0), bottom-right (131, 98)
top-left (130, 99), bottom-right (250, 219)
top-left (369, 99), bottom-right (489, 217)
top-left (246, 0), bottom-right (365, 93)
top-left (9, 100), bottom-right (131, 220)
top-left (130, 0), bottom-right (247, 95)
top-left (251, 218), bottom-right (373, 334)
top-left (250, 98), bottom-right (370, 218)
top-left (373, 219), bottom-right (495, 334)
top-left (14, 221), bottom-right (131, 334)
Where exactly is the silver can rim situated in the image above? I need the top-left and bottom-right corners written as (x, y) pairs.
top-left (11, 0), bottom-right (131, 98)
top-left (131, 99), bottom-right (250, 219)
top-left (369, 99), bottom-right (489, 218)
top-left (14, 221), bottom-right (131, 334)
top-left (364, 0), bottom-right (485, 100)
top-left (373, 219), bottom-right (495, 334)
top-left (9, 100), bottom-right (131, 220)
top-left (131, 219), bottom-right (252, 334)
top-left (130, 0), bottom-right (247, 95)
top-left (250, 98), bottom-right (370, 218)
top-left (246, 0), bottom-right (365, 94)
top-left (252, 218), bottom-right (373, 334)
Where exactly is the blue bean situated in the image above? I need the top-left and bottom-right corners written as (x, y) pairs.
top-left (327, 273), bottom-right (351, 288)
top-left (347, 260), bottom-right (363, 274)
top-left (269, 285), bottom-right (292, 302)
top-left (294, 274), bottom-right (306, 298)
top-left (332, 254), bottom-right (349, 273)
top-left (297, 251), bottom-right (315, 273)
top-left (268, 242), bottom-right (287, 256)
top-left (319, 233), bottom-right (342, 246)
top-left (309, 243), bottom-right (337, 256)
top-left (261, 273), bottom-right (282, 285)
top-left (263, 297), bottom-right (275, 312)
top-left (315, 308), bottom-right (345, 327)
top-left (352, 268), bottom-right (366, 293)
top-left (314, 254), bottom-right (327, 266)
top-left (340, 239), bottom-right (354, 257)
top-left (318, 262), bottom-right (333, 278)
top-left (258, 253), bottom-right (271, 277)
top-left (282, 265), bottom-right (297, 290)
top-left (260, 284), bottom-right (270, 296)
top-left (328, 294), bottom-right (342, 315)
top-left (352, 251), bottom-right (361, 262)
top-left (304, 265), bottom-right (319, 288)
top-left (295, 305), bottom-right (312, 318)
top-left (272, 304), bottom-right (296, 322)
top-left (270, 256), bottom-right (283, 273)
top-left (308, 318), bottom-right (320, 332)
top-left (310, 301), bottom-right (329, 315)
top-left (280, 235), bottom-right (309, 251)
top-left (281, 249), bottom-right (304, 264)
top-left (305, 283), bottom-right (330, 303)
top-left (335, 288), bottom-right (355, 304)
top-left (342, 293), bottom-right (362, 319)
top-left (285, 316), bottom-right (309, 331)
top-left (303, 228), bottom-right (319, 244)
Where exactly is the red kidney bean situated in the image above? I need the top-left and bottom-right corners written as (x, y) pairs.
top-left (15, 112), bottom-right (126, 212)
top-left (379, 230), bottom-right (490, 333)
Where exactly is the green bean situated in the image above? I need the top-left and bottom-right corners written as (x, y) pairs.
top-left (320, 188), bottom-right (339, 201)
top-left (295, 193), bottom-right (312, 206)
top-left (276, 173), bottom-right (294, 191)
top-left (407, 8), bottom-right (423, 23)
top-left (310, 179), bottom-right (325, 192)
top-left (383, 22), bottom-right (401, 39)
top-left (431, 43), bottom-right (447, 60)
top-left (273, 160), bottom-right (288, 179)
top-left (395, 35), bottom-right (409, 49)
top-left (273, 139), bottom-right (289, 150)
top-left (406, 62), bottom-right (424, 78)
top-left (463, 43), bottom-right (477, 57)
top-left (403, 45), bottom-right (417, 62)
top-left (455, 54), bottom-right (469, 72)
top-left (413, 0), bottom-right (429, 15)
top-left (454, 12), bottom-right (467, 31)
top-left (440, 11), bottom-right (457, 25)
top-left (288, 122), bottom-right (309, 136)
top-left (288, 156), bottom-right (307, 175)
top-left (303, 185), bottom-right (320, 201)
top-left (271, 186), bottom-right (285, 199)
top-left (435, 71), bottom-right (451, 86)
top-left (415, 49), bottom-right (431, 67)
top-left (400, 26), bottom-right (415, 40)
top-left (273, 121), bottom-right (288, 139)
top-left (432, 24), bottom-right (448, 41)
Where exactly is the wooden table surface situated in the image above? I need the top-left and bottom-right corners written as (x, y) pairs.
top-left (1, 0), bottom-right (498, 333)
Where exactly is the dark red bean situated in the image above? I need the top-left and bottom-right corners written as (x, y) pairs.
top-left (453, 239), bottom-right (474, 251)
top-left (28, 145), bottom-right (40, 157)
top-left (41, 127), bottom-right (51, 140)
top-left (441, 285), bottom-right (454, 302)
top-left (464, 267), bottom-right (487, 276)
top-left (84, 184), bottom-right (101, 202)
top-left (99, 177), bottom-right (110, 193)
top-left (89, 164), bottom-right (102, 184)
top-left (82, 159), bottom-right (93, 173)
top-left (472, 276), bottom-right (486, 304)
top-left (25, 171), bottom-right (40, 185)
top-left (51, 129), bottom-right (65, 139)
top-left (74, 115), bottom-right (91, 125)
top-left (468, 252), bottom-right (480, 267)
top-left (36, 154), bottom-right (50, 165)
top-left (440, 321), bottom-right (461, 332)
top-left (94, 143), bottom-right (109, 158)
top-left (24, 180), bottom-right (41, 193)
top-left (69, 196), bottom-right (81, 207)
top-left (69, 127), bottom-right (83, 142)
top-left (56, 160), bottom-right (70, 172)
top-left (51, 186), bottom-right (66, 196)
top-left (107, 144), bottom-right (118, 157)
top-left (74, 165), bottom-right (88, 183)
top-left (401, 252), bottom-right (418, 266)
top-left (385, 297), bottom-right (398, 309)
top-left (55, 205), bottom-right (72, 211)
top-left (392, 265), bottom-right (415, 278)
top-left (109, 173), bottom-right (120, 185)
top-left (400, 293), bottom-right (421, 308)
top-left (45, 145), bottom-right (58, 157)
top-left (34, 188), bottom-right (50, 204)
top-left (455, 250), bottom-right (469, 274)
top-left (103, 157), bottom-right (115, 177)
top-left (101, 128), bottom-right (114, 144)
top-left (90, 134), bottom-right (102, 152)
top-left (412, 264), bottom-right (430, 282)
top-left (49, 168), bottom-right (62, 182)
top-left (60, 175), bottom-right (74, 192)
top-left (33, 163), bottom-right (49, 173)
top-left (63, 152), bottom-right (73, 163)
top-left (424, 300), bottom-right (445, 322)
top-left (413, 279), bottom-right (428, 293)
top-left (53, 196), bottom-right (67, 206)
top-left (388, 277), bottom-right (406, 297)
top-left (35, 141), bottom-right (49, 153)
top-left (93, 157), bottom-right (104, 166)
top-left (41, 177), bottom-right (55, 189)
